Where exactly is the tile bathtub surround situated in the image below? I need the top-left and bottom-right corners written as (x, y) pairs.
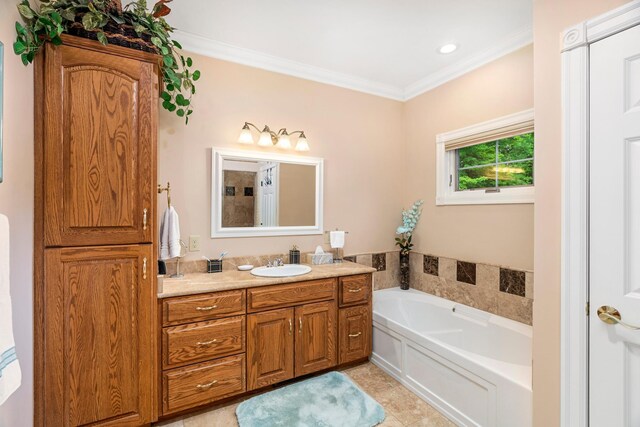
top-left (372, 253), bottom-right (387, 271)
top-left (409, 252), bottom-right (533, 325)
top-left (373, 252), bottom-right (399, 290)
top-left (352, 252), bottom-right (399, 291)
top-left (456, 261), bottom-right (476, 285)
top-left (423, 255), bottom-right (438, 276)
top-left (499, 268), bottom-right (526, 297)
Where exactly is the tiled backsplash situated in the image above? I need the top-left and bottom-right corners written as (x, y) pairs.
top-left (164, 249), bottom-right (532, 325)
top-left (164, 253), bottom-right (292, 276)
top-left (164, 251), bottom-right (400, 290)
top-left (409, 252), bottom-right (533, 325)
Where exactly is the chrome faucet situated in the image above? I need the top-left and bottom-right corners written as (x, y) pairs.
top-left (267, 258), bottom-right (284, 268)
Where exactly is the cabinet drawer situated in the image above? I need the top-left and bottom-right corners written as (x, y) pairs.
top-left (339, 305), bottom-right (372, 364)
top-left (339, 274), bottom-right (372, 307)
top-left (162, 354), bottom-right (246, 415)
top-left (247, 279), bottom-right (337, 312)
top-left (162, 290), bottom-right (246, 326)
top-left (163, 316), bottom-right (245, 369)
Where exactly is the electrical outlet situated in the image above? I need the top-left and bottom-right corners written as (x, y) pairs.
top-left (324, 231), bottom-right (331, 245)
top-left (189, 235), bottom-right (201, 252)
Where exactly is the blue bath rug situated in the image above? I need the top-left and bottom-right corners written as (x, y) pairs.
top-left (236, 371), bottom-right (385, 427)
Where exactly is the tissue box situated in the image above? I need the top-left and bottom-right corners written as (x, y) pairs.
top-left (307, 253), bottom-right (334, 265)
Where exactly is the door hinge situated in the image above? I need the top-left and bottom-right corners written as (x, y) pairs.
top-left (585, 302), bottom-right (590, 316)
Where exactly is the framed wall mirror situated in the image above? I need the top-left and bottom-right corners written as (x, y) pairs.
top-left (0, 41), bottom-right (4, 183)
top-left (211, 148), bottom-right (324, 238)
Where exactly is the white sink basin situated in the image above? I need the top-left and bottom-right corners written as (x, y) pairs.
top-left (250, 264), bottom-right (312, 278)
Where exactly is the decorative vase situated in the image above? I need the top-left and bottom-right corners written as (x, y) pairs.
top-left (400, 252), bottom-right (410, 290)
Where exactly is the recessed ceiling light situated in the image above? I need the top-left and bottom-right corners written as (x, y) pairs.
top-left (438, 43), bottom-right (458, 54)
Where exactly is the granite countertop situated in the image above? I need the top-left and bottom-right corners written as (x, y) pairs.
top-left (157, 261), bottom-right (376, 299)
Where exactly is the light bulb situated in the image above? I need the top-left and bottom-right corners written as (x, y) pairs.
top-left (295, 135), bottom-right (310, 151)
top-left (258, 130), bottom-right (273, 146)
top-left (237, 126), bottom-right (254, 144)
top-left (438, 43), bottom-right (458, 54)
top-left (277, 134), bottom-right (291, 149)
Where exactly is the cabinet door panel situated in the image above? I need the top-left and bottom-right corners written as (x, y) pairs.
top-left (295, 301), bottom-right (337, 376)
top-left (247, 308), bottom-right (294, 390)
top-left (44, 245), bottom-right (154, 426)
top-left (43, 43), bottom-right (156, 246)
top-left (339, 305), bottom-right (372, 364)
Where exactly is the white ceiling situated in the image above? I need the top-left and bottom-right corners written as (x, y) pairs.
top-left (167, 1), bottom-right (532, 100)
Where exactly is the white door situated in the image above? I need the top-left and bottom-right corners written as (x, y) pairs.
top-left (589, 24), bottom-right (640, 427)
top-left (258, 163), bottom-right (278, 227)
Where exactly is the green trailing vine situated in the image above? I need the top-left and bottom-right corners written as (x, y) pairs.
top-left (13, 0), bottom-right (199, 124)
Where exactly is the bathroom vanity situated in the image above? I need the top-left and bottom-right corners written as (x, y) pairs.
top-left (157, 264), bottom-right (374, 418)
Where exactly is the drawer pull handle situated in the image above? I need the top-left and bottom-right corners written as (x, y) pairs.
top-left (299, 317), bottom-right (303, 334)
top-left (196, 305), bottom-right (218, 311)
top-left (142, 257), bottom-right (147, 280)
top-left (196, 380), bottom-right (218, 389)
top-left (196, 339), bottom-right (218, 346)
top-left (289, 318), bottom-right (293, 335)
top-left (347, 288), bottom-right (362, 293)
top-left (348, 332), bottom-right (362, 338)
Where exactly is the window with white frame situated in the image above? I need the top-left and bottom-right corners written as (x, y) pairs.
top-left (436, 109), bottom-right (535, 205)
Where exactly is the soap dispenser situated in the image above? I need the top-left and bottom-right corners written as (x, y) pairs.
top-left (289, 245), bottom-right (301, 264)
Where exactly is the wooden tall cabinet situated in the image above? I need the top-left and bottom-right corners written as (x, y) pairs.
top-left (34, 36), bottom-right (159, 426)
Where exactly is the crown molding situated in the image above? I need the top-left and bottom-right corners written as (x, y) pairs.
top-left (173, 26), bottom-right (533, 103)
top-left (403, 26), bottom-right (533, 100)
top-left (173, 30), bottom-right (405, 101)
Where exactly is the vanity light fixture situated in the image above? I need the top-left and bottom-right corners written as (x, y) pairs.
top-left (237, 122), bottom-right (311, 151)
top-left (438, 43), bottom-right (458, 54)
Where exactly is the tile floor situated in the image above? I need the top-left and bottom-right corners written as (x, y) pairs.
top-left (155, 362), bottom-right (455, 427)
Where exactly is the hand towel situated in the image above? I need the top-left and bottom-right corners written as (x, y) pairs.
top-left (159, 206), bottom-right (181, 260)
top-left (0, 214), bottom-right (21, 405)
top-left (330, 230), bottom-right (345, 249)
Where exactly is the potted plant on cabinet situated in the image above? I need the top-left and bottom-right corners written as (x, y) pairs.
top-left (395, 200), bottom-right (424, 290)
top-left (12, 0), bottom-right (199, 124)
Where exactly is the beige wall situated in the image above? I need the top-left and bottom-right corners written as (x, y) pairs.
top-left (404, 46), bottom-right (534, 271)
top-left (0, 3), bottom-right (34, 425)
top-left (532, 1), bottom-right (629, 425)
top-left (279, 163), bottom-right (316, 226)
top-left (158, 53), bottom-right (406, 260)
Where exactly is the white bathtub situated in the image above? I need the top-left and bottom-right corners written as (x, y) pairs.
top-left (371, 288), bottom-right (532, 427)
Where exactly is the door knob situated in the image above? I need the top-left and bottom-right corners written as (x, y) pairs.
top-left (597, 306), bottom-right (640, 330)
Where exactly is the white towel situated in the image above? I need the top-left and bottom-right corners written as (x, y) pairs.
top-left (159, 206), bottom-right (181, 260)
top-left (330, 230), bottom-right (345, 249)
top-left (0, 214), bottom-right (21, 405)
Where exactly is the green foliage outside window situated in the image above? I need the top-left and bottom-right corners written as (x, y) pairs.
top-left (457, 132), bottom-right (534, 191)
